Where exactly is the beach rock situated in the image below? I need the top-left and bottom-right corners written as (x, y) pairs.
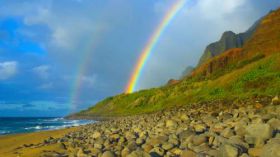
top-left (32, 98), bottom-right (280, 157)
top-left (240, 154), bottom-right (250, 157)
top-left (127, 150), bottom-right (151, 157)
top-left (255, 103), bottom-right (263, 109)
top-left (127, 141), bottom-right (138, 151)
top-left (178, 130), bottom-right (195, 140)
top-left (212, 123), bottom-right (226, 133)
top-left (92, 131), bottom-right (101, 139)
top-left (42, 152), bottom-right (66, 157)
top-left (192, 135), bottom-right (207, 146)
top-left (90, 148), bottom-right (102, 156)
top-left (136, 138), bottom-right (145, 145)
top-left (121, 147), bottom-right (130, 157)
top-left (248, 147), bottom-right (263, 157)
top-left (77, 149), bottom-right (87, 157)
top-left (162, 142), bottom-right (174, 150)
top-left (94, 143), bottom-right (103, 149)
top-left (221, 128), bottom-right (234, 138)
top-left (110, 134), bottom-right (120, 141)
top-left (218, 144), bottom-right (239, 157)
top-left (125, 132), bottom-right (137, 140)
top-left (142, 144), bottom-right (153, 152)
top-left (169, 148), bottom-right (182, 156)
top-left (207, 149), bottom-right (219, 157)
top-left (168, 137), bottom-right (179, 146)
top-left (267, 118), bottom-right (280, 130)
top-left (260, 139), bottom-right (280, 157)
top-left (148, 136), bottom-right (168, 146)
top-left (245, 124), bottom-right (273, 147)
top-left (150, 147), bottom-right (165, 156)
top-left (101, 151), bottom-right (115, 157)
top-left (181, 150), bottom-right (196, 157)
top-left (220, 113), bottom-right (233, 121)
top-left (234, 123), bottom-right (247, 137)
top-left (166, 120), bottom-right (178, 128)
top-left (194, 124), bottom-right (206, 133)
top-left (180, 114), bottom-right (190, 122)
top-left (272, 96), bottom-right (280, 105)
top-left (192, 143), bottom-right (210, 153)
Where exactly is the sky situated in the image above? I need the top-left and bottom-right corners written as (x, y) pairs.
top-left (0, 0), bottom-right (279, 117)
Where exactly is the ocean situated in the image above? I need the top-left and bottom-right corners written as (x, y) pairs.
top-left (0, 117), bottom-right (94, 135)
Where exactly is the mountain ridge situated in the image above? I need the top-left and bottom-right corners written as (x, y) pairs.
top-left (197, 16), bottom-right (261, 66)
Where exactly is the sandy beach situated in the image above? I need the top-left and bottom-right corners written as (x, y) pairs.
top-left (0, 127), bottom-right (79, 157)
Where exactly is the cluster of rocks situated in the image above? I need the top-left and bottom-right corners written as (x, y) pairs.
top-left (33, 96), bottom-right (280, 157)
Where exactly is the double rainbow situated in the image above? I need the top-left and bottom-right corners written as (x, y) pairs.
top-left (125, 0), bottom-right (185, 93)
top-left (70, 1), bottom-right (185, 111)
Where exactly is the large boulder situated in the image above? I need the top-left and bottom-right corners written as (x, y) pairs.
top-left (260, 139), bottom-right (280, 157)
top-left (166, 120), bottom-right (178, 128)
top-left (272, 96), bottom-right (280, 105)
top-left (92, 131), bottom-right (101, 139)
top-left (101, 151), bottom-right (115, 157)
top-left (127, 150), bottom-right (151, 157)
top-left (245, 124), bottom-right (273, 147)
top-left (218, 144), bottom-right (239, 157)
top-left (181, 150), bottom-right (196, 157)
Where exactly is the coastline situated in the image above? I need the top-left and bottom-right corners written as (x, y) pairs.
top-left (0, 97), bottom-right (278, 157)
top-left (0, 117), bottom-right (94, 136)
top-left (0, 127), bottom-right (80, 157)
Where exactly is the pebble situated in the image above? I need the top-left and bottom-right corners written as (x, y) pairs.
top-left (26, 97), bottom-right (280, 157)
top-left (101, 151), bottom-right (115, 157)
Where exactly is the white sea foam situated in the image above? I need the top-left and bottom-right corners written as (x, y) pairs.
top-left (0, 130), bottom-right (10, 134)
top-left (24, 120), bottom-right (93, 131)
top-left (24, 125), bottom-right (42, 130)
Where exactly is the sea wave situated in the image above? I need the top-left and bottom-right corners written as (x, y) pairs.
top-left (24, 120), bottom-right (92, 130)
top-left (0, 118), bottom-right (94, 135)
top-left (24, 125), bottom-right (42, 130)
top-left (0, 130), bottom-right (10, 135)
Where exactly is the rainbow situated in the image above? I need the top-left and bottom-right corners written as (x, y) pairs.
top-left (69, 34), bottom-right (104, 112)
top-left (69, 2), bottom-right (115, 111)
top-left (125, 0), bottom-right (185, 93)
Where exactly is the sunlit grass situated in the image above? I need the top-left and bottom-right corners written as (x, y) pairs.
top-left (74, 53), bottom-right (280, 117)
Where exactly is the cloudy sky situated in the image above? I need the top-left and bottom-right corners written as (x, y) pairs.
top-left (0, 0), bottom-right (279, 117)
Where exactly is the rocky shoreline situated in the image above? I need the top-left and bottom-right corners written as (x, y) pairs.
top-left (17, 96), bottom-right (280, 157)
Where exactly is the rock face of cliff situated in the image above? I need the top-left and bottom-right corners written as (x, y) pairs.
top-left (197, 18), bottom-right (261, 66)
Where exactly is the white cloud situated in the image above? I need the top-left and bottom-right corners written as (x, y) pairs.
top-left (0, 61), bottom-right (18, 80)
top-left (21, 4), bottom-right (109, 51)
top-left (0, 1), bottom-right (110, 56)
top-left (33, 65), bottom-right (50, 79)
top-left (195, 0), bottom-right (247, 20)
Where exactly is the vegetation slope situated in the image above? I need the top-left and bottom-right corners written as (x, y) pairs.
top-left (69, 8), bottom-right (280, 118)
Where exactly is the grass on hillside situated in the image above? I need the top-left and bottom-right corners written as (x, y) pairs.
top-left (75, 53), bottom-right (280, 117)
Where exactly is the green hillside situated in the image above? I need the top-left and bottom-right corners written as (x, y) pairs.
top-left (69, 8), bottom-right (280, 118)
top-left (71, 53), bottom-right (280, 117)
